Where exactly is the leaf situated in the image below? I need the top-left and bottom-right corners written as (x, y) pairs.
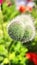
top-left (0, 45), bottom-right (8, 57)
top-left (0, 56), bottom-right (4, 62)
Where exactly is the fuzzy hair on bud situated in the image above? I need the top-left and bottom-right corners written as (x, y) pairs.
top-left (7, 14), bottom-right (35, 43)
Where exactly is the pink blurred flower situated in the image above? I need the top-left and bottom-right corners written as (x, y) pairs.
top-left (0, 0), bottom-right (3, 4)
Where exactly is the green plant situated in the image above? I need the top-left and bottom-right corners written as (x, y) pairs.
top-left (2, 3), bottom-right (19, 22)
top-left (0, 2), bottom-right (37, 65)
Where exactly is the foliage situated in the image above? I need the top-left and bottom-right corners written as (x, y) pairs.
top-left (2, 3), bottom-right (19, 22)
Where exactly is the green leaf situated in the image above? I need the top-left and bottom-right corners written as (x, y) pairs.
top-left (0, 45), bottom-right (8, 57)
